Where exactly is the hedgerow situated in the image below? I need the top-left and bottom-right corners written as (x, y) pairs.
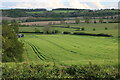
top-left (2, 62), bottom-right (119, 79)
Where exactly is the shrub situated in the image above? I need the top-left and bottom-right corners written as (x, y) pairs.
top-left (72, 32), bottom-right (113, 37)
top-left (93, 28), bottom-right (96, 31)
top-left (94, 21), bottom-right (97, 23)
top-left (81, 27), bottom-right (85, 31)
top-left (63, 31), bottom-right (71, 34)
top-left (105, 27), bottom-right (108, 30)
top-left (2, 63), bottom-right (119, 79)
top-left (54, 30), bottom-right (59, 34)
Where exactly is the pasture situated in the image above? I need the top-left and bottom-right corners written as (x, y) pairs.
top-left (19, 23), bottom-right (118, 37)
top-left (20, 34), bottom-right (118, 66)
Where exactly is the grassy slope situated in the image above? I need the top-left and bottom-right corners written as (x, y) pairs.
top-left (21, 34), bottom-right (118, 66)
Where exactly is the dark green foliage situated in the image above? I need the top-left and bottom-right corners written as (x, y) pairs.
top-left (63, 31), bottom-right (71, 34)
top-left (93, 28), bottom-right (96, 31)
top-left (2, 63), bottom-right (119, 79)
top-left (2, 21), bottom-right (24, 62)
top-left (105, 27), bottom-right (108, 30)
top-left (11, 20), bottom-right (20, 33)
top-left (52, 8), bottom-right (84, 11)
top-left (81, 27), bottom-right (85, 31)
top-left (53, 30), bottom-right (59, 34)
top-left (72, 32), bottom-right (112, 37)
top-left (2, 9), bottom-right (28, 18)
top-left (2, 9), bottom-right (119, 18)
top-left (94, 21), bottom-right (97, 23)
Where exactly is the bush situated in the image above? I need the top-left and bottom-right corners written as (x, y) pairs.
top-left (72, 32), bottom-right (113, 37)
top-left (105, 27), bottom-right (108, 30)
top-left (93, 28), bottom-right (96, 31)
top-left (81, 27), bottom-right (85, 31)
top-left (2, 63), bottom-right (119, 79)
top-left (53, 30), bottom-right (59, 34)
top-left (63, 31), bottom-right (71, 34)
top-left (94, 21), bottom-right (97, 23)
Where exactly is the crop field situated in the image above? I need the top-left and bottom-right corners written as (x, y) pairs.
top-left (20, 34), bottom-right (118, 66)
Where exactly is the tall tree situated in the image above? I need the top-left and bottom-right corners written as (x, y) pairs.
top-left (2, 21), bottom-right (24, 62)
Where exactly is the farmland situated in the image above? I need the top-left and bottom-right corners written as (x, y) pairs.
top-left (18, 22), bottom-right (118, 66)
top-left (19, 23), bottom-right (118, 37)
top-left (2, 8), bottom-right (119, 79)
top-left (20, 34), bottom-right (118, 66)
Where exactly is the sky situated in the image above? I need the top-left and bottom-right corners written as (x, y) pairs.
top-left (1, 0), bottom-right (120, 10)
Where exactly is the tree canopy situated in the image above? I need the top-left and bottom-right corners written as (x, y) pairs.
top-left (2, 21), bottom-right (24, 62)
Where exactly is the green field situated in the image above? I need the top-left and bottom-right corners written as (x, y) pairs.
top-left (20, 34), bottom-right (118, 66)
top-left (19, 23), bottom-right (118, 37)
top-left (2, 9), bottom-right (119, 79)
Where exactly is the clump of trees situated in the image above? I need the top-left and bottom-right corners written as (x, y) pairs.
top-left (2, 21), bottom-right (24, 62)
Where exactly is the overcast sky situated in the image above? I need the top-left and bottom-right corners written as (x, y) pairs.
top-left (1, 0), bottom-right (119, 10)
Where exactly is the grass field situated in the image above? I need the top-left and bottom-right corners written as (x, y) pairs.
top-left (20, 34), bottom-right (118, 66)
top-left (19, 23), bottom-right (118, 37)
top-left (2, 22), bottom-right (119, 79)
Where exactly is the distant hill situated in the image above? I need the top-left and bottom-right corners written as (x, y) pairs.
top-left (1, 8), bottom-right (119, 18)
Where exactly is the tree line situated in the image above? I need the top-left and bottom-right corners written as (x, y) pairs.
top-left (2, 8), bottom-right (119, 18)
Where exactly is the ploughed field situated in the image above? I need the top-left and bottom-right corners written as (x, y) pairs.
top-left (21, 34), bottom-right (118, 66)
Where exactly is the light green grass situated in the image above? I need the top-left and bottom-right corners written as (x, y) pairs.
top-left (19, 23), bottom-right (118, 36)
top-left (21, 34), bottom-right (118, 66)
